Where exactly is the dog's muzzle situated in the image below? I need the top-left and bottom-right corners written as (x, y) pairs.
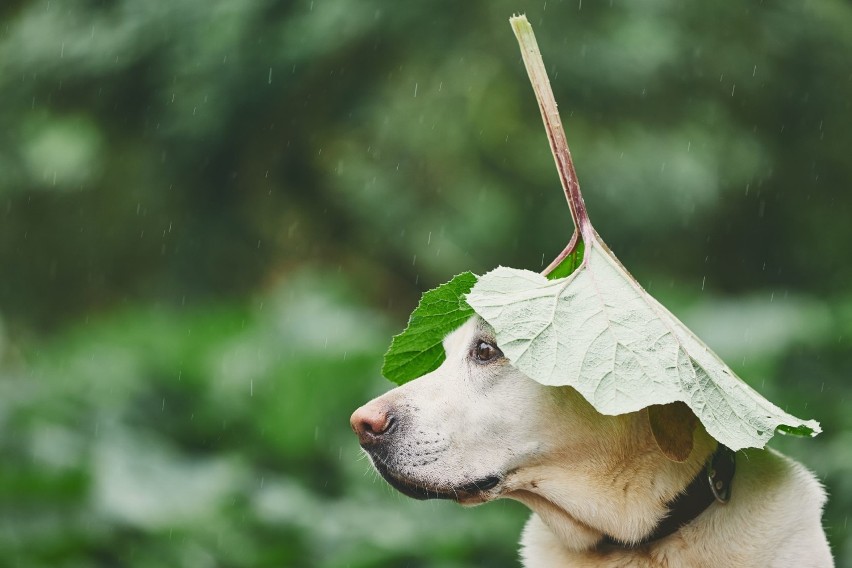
top-left (350, 401), bottom-right (502, 502)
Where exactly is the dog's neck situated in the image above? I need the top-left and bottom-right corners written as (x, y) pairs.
top-left (506, 416), bottom-right (718, 551)
top-left (598, 443), bottom-right (734, 549)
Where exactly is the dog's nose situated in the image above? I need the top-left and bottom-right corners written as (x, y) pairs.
top-left (350, 403), bottom-right (395, 446)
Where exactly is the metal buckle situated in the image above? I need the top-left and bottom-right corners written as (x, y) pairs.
top-left (707, 444), bottom-right (736, 504)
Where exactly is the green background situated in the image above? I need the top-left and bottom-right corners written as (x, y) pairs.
top-left (1, 0), bottom-right (850, 566)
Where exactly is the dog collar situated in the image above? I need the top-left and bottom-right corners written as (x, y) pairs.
top-left (599, 443), bottom-right (736, 549)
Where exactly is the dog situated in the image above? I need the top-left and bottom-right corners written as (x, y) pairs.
top-left (351, 316), bottom-right (833, 567)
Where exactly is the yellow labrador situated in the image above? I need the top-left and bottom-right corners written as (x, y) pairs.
top-left (351, 317), bottom-right (833, 567)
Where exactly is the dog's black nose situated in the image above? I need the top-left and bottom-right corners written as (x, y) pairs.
top-left (350, 403), bottom-right (395, 446)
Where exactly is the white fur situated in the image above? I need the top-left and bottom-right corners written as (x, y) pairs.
top-left (355, 317), bottom-right (833, 567)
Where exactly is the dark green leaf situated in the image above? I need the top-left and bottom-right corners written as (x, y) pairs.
top-left (382, 272), bottom-right (477, 385)
top-left (546, 239), bottom-right (585, 280)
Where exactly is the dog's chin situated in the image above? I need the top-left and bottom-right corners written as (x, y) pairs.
top-left (371, 458), bottom-right (501, 504)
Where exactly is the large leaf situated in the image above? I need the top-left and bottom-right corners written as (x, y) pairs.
top-left (382, 272), bottom-right (477, 385)
top-left (463, 15), bottom-right (820, 451)
top-left (467, 242), bottom-right (820, 451)
top-left (380, 16), bottom-right (820, 451)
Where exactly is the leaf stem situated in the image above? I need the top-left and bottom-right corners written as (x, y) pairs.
top-left (510, 15), bottom-right (592, 241)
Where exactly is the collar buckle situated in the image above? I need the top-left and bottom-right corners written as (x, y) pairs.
top-left (707, 444), bottom-right (736, 504)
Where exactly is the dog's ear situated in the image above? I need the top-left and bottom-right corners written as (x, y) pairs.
top-left (647, 402), bottom-right (698, 462)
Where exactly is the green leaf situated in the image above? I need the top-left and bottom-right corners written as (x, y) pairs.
top-left (382, 272), bottom-right (477, 385)
top-left (466, 242), bottom-right (821, 451)
top-left (546, 238), bottom-right (584, 280)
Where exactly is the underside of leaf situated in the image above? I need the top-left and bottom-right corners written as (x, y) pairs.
top-left (466, 241), bottom-right (820, 451)
top-left (478, 15), bottom-right (821, 450)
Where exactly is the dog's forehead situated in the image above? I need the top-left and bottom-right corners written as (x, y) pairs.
top-left (441, 316), bottom-right (492, 356)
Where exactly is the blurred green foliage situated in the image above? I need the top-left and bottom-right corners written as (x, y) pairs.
top-left (0, 0), bottom-right (850, 566)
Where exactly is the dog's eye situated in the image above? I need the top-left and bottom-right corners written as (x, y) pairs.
top-left (473, 340), bottom-right (502, 362)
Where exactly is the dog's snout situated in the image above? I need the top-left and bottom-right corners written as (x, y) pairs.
top-left (350, 403), bottom-right (395, 446)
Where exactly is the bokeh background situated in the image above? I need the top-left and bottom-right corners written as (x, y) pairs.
top-left (1, 0), bottom-right (850, 566)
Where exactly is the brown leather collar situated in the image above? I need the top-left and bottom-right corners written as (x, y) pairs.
top-left (598, 444), bottom-right (736, 549)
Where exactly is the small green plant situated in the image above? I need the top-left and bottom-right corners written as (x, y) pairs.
top-left (382, 15), bottom-right (819, 452)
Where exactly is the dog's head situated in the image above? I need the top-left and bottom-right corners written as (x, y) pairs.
top-left (351, 316), bottom-right (674, 507)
